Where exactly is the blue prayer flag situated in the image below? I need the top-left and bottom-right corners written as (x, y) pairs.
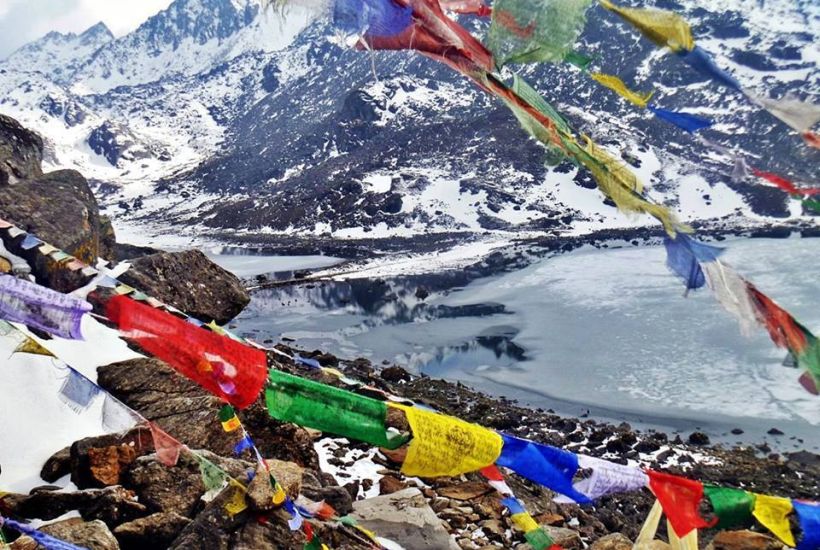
top-left (496, 434), bottom-right (592, 504)
top-left (333, 0), bottom-right (413, 38)
top-left (664, 234), bottom-right (724, 291)
top-left (501, 497), bottom-right (526, 515)
top-left (794, 500), bottom-right (820, 550)
top-left (649, 106), bottom-right (713, 133)
top-left (58, 368), bottom-right (101, 413)
top-left (294, 354), bottom-right (322, 370)
top-left (234, 435), bottom-right (254, 456)
top-left (20, 234), bottom-right (43, 250)
top-left (678, 46), bottom-right (743, 92)
top-left (0, 517), bottom-right (88, 550)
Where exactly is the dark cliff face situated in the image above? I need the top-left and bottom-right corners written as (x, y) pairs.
top-left (0, 114), bottom-right (44, 183)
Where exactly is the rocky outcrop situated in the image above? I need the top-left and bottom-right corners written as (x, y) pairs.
top-left (118, 250), bottom-right (250, 324)
top-left (0, 114), bottom-right (43, 183)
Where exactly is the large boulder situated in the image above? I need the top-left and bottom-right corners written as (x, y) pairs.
top-left (113, 512), bottom-right (191, 550)
top-left (117, 249), bottom-right (250, 324)
top-left (0, 114), bottom-right (43, 183)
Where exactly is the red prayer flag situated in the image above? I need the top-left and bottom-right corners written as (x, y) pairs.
top-left (746, 283), bottom-right (811, 355)
top-left (149, 422), bottom-right (184, 467)
top-left (106, 295), bottom-right (268, 408)
top-left (480, 465), bottom-right (505, 481)
top-left (647, 470), bottom-right (716, 537)
top-left (803, 131), bottom-right (820, 150)
top-left (752, 169), bottom-right (820, 197)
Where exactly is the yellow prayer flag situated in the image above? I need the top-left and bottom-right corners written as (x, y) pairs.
top-left (752, 494), bottom-right (795, 547)
top-left (115, 285), bottom-right (136, 296)
top-left (273, 484), bottom-right (287, 506)
top-left (667, 520), bottom-right (698, 550)
top-left (221, 417), bottom-right (241, 433)
top-left (390, 404), bottom-right (503, 478)
top-left (38, 244), bottom-right (58, 255)
top-left (224, 482), bottom-right (248, 516)
top-left (511, 512), bottom-right (540, 533)
top-left (590, 73), bottom-right (654, 108)
top-left (599, 0), bottom-right (694, 52)
top-left (14, 338), bottom-right (55, 357)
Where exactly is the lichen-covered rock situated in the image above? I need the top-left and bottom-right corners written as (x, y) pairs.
top-left (590, 533), bottom-right (634, 550)
top-left (41, 519), bottom-right (120, 550)
top-left (706, 530), bottom-right (787, 550)
top-left (117, 249), bottom-right (250, 324)
top-left (247, 460), bottom-right (303, 511)
top-left (88, 445), bottom-right (138, 486)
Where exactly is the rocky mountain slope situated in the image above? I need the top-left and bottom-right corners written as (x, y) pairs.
top-left (0, 0), bottom-right (817, 250)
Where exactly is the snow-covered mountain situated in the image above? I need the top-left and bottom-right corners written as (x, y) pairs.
top-left (0, 0), bottom-right (817, 250)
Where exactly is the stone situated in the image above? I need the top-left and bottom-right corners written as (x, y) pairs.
top-left (126, 452), bottom-right (253, 518)
top-left (590, 533), bottom-right (633, 550)
top-left (706, 530), bottom-right (786, 550)
top-left (40, 446), bottom-right (72, 483)
top-left (68, 431), bottom-right (149, 489)
top-left (88, 445), bottom-right (138, 486)
top-left (168, 485), bottom-right (247, 550)
top-left (229, 517), bottom-right (307, 550)
top-left (543, 526), bottom-right (583, 549)
top-left (688, 432), bottom-right (711, 445)
top-left (378, 475), bottom-right (407, 495)
top-left (247, 460), bottom-right (303, 511)
top-left (5, 486), bottom-right (145, 526)
top-left (41, 519), bottom-right (119, 550)
top-left (350, 488), bottom-right (460, 550)
top-left (301, 470), bottom-right (354, 516)
top-left (0, 114), bottom-right (43, 182)
top-left (438, 481), bottom-right (491, 501)
top-left (117, 249), bottom-right (250, 324)
top-left (114, 512), bottom-right (191, 550)
top-left (381, 366), bottom-right (412, 383)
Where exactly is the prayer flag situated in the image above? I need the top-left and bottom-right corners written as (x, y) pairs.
top-left (701, 261), bottom-right (761, 337)
top-left (804, 131), bottom-right (820, 149)
top-left (391, 403), bottom-right (503, 478)
top-left (195, 454), bottom-right (228, 493)
top-left (678, 47), bottom-right (743, 92)
top-left (106, 295), bottom-right (268, 409)
top-left (664, 233), bottom-right (723, 291)
top-left (752, 494), bottom-right (796, 547)
top-left (266, 369), bottom-right (404, 449)
top-left (439, 0), bottom-right (491, 15)
top-left (564, 50), bottom-right (594, 70)
top-left (496, 433), bottom-right (591, 504)
top-left (752, 169), bottom-right (820, 197)
top-left (647, 470), bottom-right (716, 537)
top-left (149, 422), bottom-right (184, 467)
top-left (102, 394), bottom-right (141, 433)
top-left (0, 275), bottom-right (92, 339)
top-left (294, 354), bottom-right (322, 369)
top-left (333, 0), bottom-right (413, 38)
top-left (510, 512), bottom-right (539, 533)
top-left (219, 405), bottom-right (242, 432)
top-left (590, 73), bottom-right (654, 107)
top-left (487, 0), bottom-right (594, 66)
top-left (793, 501), bottom-right (820, 550)
top-left (753, 95), bottom-right (820, 134)
top-left (58, 368), bottom-right (101, 413)
top-left (225, 481), bottom-right (248, 516)
top-left (20, 234), bottom-right (43, 250)
top-left (599, 0), bottom-right (694, 52)
top-left (14, 337), bottom-right (55, 357)
top-left (234, 435), bottom-right (254, 456)
top-left (554, 454), bottom-right (649, 503)
top-left (703, 486), bottom-right (755, 529)
top-left (648, 106), bottom-right (713, 133)
top-left (524, 527), bottom-right (555, 550)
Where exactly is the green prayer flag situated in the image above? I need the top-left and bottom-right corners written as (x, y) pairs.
top-left (265, 369), bottom-right (407, 449)
top-left (304, 538), bottom-right (323, 550)
top-left (804, 198), bottom-right (820, 214)
top-left (564, 50), bottom-right (594, 70)
top-left (704, 486), bottom-right (755, 529)
top-left (797, 333), bottom-right (820, 388)
top-left (488, 0), bottom-right (594, 67)
top-left (196, 454), bottom-right (228, 492)
top-left (524, 527), bottom-right (555, 550)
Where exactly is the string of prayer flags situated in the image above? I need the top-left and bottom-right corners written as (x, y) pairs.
top-left (332, 0), bottom-right (413, 38)
top-left (647, 470), bottom-right (716, 537)
top-left (752, 494), bottom-right (796, 547)
top-left (590, 73), bottom-right (653, 108)
top-left (389, 403), bottom-right (503, 478)
top-left (496, 433), bottom-right (592, 504)
top-left (703, 486), bottom-right (755, 529)
top-left (58, 368), bottom-right (102, 414)
top-left (663, 234), bottom-right (723, 292)
top-left (0, 516), bottom-right (88, 550)
top-left (266, 369), bottom-right (406, 449)
top-left (481, 466), bottom-right (556, 550)
top-left (553, 454), bottom-right (649, 503)
top-left (598, 0), bottom-right (694, 52)
top-left (219, 405), bottom-right (242, 432)
top-left (678, 47), bottom-right (743, 93)
top-left (487, 0), bottom-right (594, 67)
top-left (0, 275), bottom-right (91, 340)
top-left (647, 106), bottom-right (713, 133)
top-left (106, 295), bottom-right (268, 409)
top-left (794, 501), bottom-right (820, 550)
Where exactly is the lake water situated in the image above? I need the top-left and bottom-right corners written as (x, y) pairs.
top-left (232, 237), bottom-right (820, 450)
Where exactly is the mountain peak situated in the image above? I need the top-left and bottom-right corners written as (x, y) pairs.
top-left (80, 22), bottom-right (114, 42)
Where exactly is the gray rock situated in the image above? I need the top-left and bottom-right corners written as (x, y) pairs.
top-left (40, 446), bottom-right (71, 483)
top-left (4, 486), bottom-right (145, 527)
top-left (0, 114), bottom-right (43, 182)
top-left (167, 485), bottom-right (246, 550)
top-left (117, 249), bottom-right (250, 324)
top-left (350, 488), bottom-right (459, 550)
top-left (113, 512), bottom-right (191, 550)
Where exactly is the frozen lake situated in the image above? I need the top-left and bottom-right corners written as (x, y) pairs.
top-left (234, 237), bottom-right (820, 449)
